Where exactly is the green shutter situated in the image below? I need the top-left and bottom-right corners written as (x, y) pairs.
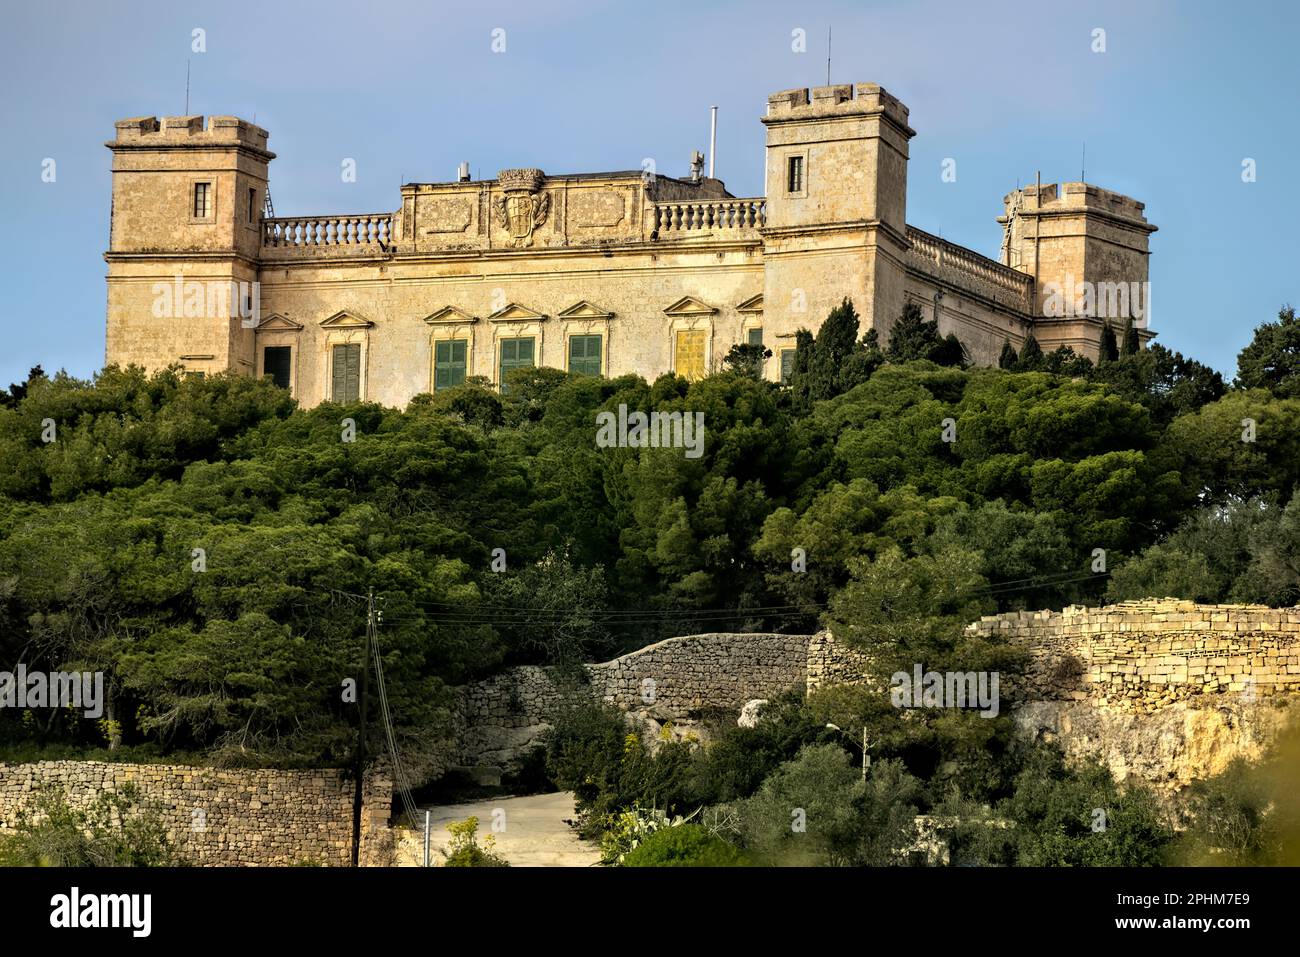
top-left (568, 334), bottom-right (602, 376)
top-left (499, 337), bottom-right (535, 393)
top-left (780, 348), bottom-right (796, 385)
top-left (435, 339), bottom-right (467, 390)
top-left (332, 343), bottom-right (361, 402)
top-left (747, 328), bottom-right (764, 347)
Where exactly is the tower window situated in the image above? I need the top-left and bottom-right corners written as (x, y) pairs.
top-left (787, 156), bottom-right (804, 194)
top-left (193, 182), bottom-right (212, 218)
top-left (248, 187), bottom-right (257, 224)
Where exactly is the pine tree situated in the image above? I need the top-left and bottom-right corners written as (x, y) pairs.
top-left (885, 302), bottom-right (942, 362)
top-left (930, 333), bottom-right (967, 368)
top-left (998, 339), bottom-right (1019, 370)
top-left (788, 328), bottom-right (816, 410)
top-left (809, 298), bottom-right (862, 401)
top-left (1120, 315), bottom-right (1139, 356)
top-left (1099, 321), bottom-right (1120, 363)
top-left (1018, 333), bottom-right (1044, 370)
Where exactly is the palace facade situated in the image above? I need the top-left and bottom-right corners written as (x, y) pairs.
top-left (104, 83), bottom-right (1156, 407)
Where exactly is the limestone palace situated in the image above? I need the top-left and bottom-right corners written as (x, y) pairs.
top-left (104, 82), bottom-right (1157, 408)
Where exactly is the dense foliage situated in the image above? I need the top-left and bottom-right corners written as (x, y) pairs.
top-left (0, 299), bottom-right (1295, 867)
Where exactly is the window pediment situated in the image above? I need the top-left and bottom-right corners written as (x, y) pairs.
top-left (488, 302), bottom-right (548, 322)
top-left (736, 294), bottom-right (764, 314)
top-left (557, 300), bottom-right (615, 320)
top-left (255, 313), bottom-right (303, 332)
top-left (663, 296), bottom-right (718, 317)
top-left (423, 305), bottom-right (479, 325)
top-left (320, 310), bottom-right (374, 328)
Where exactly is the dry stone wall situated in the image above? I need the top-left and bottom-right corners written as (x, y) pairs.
top-left (0, 761), bottom-right (393, 866)
top-left (453, 601), bottom-right (1300, 794)
top-left (454, 633), bottom-right (814, 769)
top-left (967, 600), bottom-right (1300, 712)
top-left (587, 632), bottom-right (811, 713)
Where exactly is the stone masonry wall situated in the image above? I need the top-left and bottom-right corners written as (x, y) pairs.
top-left (967, 600), bottom-right (1300, 712)
top-left (454, 633), bottom-right (813, 769)
top-left (806, 630), bottom-right (873, 691)
top-left (587, 632), bottom-right (812, 714)
top-left (452, 603), bottom-right (1300, 793)
top-left (0, 762), bottom-right (393, 866)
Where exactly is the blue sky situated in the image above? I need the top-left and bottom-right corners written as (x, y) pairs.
top-left (1, 0), bottom-right (1296, 385)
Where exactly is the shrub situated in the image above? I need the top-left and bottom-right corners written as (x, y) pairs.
top-left (441, 815), bottom-right (509, 867)
top-left (736, 743), bottom-right (921, 866)
top-left (543, 700), bottom-right (696, 837)
top-left (622, 823), bottom-right (749, 867)
top-left (0, 783), bottom-right (186, 867)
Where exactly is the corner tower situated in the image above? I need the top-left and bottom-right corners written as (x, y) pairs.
top-left (105, 115), bottom-right (273, 377)
top-left (761, 83), bottom-right (915, 357)
top-left (1001, 181), bottom-right (1157, 358)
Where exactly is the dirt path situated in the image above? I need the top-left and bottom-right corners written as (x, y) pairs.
top-left (398, 791), bottom-right (602, 867)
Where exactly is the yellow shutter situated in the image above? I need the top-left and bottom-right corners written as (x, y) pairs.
top-left (674, 330), bottom-right (707, 381)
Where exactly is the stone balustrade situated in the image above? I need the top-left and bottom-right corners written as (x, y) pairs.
top-left (263, 213), bottom-right (394, 250)
top-left (906, 224), bottom-right (1035, 312)
top-left (652, 199), bottom-right (766, 235)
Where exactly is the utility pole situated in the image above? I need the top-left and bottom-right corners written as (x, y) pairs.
top-left (350, 588), bottom-right (374, 867)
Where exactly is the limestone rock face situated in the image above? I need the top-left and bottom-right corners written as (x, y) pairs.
top-left (1015, 698), bottom-right (1298, 794)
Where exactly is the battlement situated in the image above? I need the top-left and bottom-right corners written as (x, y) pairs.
top-left (1010, 181), bottom-right (1154, 231)
top-left (764, 82), bottom-right (912, 132)
top-left (109, 115), bottom-right (272, 155)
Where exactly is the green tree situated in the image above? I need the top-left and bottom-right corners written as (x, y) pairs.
top-left (0, 365), bottom-right (45, 409)
top-left (1236, 304), bottom-right (1300, 397)
top-left (1120, 315), bottom-right (1139, 356)
top-left (736, 744), bottom-right (921, 866)
top-left (794, 298), bottom-right (881, 402)
top-left (787, 328), bottom-right (816, 410)
top-left (722, 342), bottom-right (771, 379)
top-left (999, 745), bottom-right (1171, 866)
top-left (1099, 322), bottom-right (1120, 363)
top-left (1089, 342), bottom-right (1225, 427)
top-left (1017, 333), bottom-right (1044, 370)
top-left (886, 303), bottom-right (965, 367)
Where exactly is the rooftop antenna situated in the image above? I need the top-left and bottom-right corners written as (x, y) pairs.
top-left (708, 106), bottom-right (717, 179)
top-left (1081, 142), bottom-right (1086, 182)
top-left (185, 60), bottom-right (190, 114)
top-left (826, 27), bottom-right (832, 85)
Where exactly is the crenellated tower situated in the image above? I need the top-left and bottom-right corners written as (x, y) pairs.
top-left (1001, 181), bottom-right (1158, 358)
top-left (104, 115), bottom-right (274, 377)
top-left (760, 83), bottom-right (915, 361)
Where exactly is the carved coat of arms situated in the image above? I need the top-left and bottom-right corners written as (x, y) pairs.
top-left (494, 168), bottom-right (550, 247)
